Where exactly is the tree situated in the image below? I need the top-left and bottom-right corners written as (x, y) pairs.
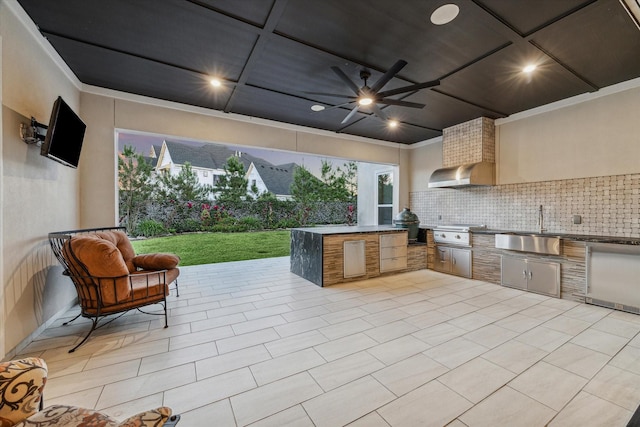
top-left (318, 160), bottom-right (356, 202)
top-left (118, 145), bottom-right (154, 234)
top-left (215, 156), bottom-right (249, 205)
top-left (155, 162), bottom-right (211, 202)
top-left (339, 161), bottom-right (358, 200)
top-left (290, 165), bottom-right (324, 204)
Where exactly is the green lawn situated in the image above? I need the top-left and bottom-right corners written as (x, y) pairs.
top-left (131, 231), bottom-right (291, 266)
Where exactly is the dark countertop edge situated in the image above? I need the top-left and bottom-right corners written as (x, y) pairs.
top-left (292, 226), bottom-right (408, 235)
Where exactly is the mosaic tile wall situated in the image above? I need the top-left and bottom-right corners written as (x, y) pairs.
top-left (410, 173), bottom-right (640, 238)
top-left (442, 117), bottom-right (495, 167)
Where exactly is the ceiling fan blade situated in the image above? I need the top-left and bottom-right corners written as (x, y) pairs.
top-left (371, 104), bottom-right (388, 121)
top-left (331, 66), bottom-right (361, 96)
top-left (315, 101), bottom-right (356, 112)
top-left (376, 99), bottom-right (425, 108)
top-left (370, 59), bottom-right (408, 93)
top-left (304, 91), bottom-right (355, 99)
top-left (341, 105), bottom-right (360, 124)
top-left (377, 79), bottom-right (440, 98)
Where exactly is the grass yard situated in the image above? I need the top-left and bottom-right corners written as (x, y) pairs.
top-left (131, 230), bottom-right (291, 266)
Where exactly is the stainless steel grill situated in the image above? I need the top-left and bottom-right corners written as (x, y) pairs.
top-left (433, 224), bottom-right (486, 247)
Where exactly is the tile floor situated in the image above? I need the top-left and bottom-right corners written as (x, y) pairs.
top-left (17, 257), bottom-right (640, 426)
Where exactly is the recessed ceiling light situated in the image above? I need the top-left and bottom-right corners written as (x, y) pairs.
top-left (523, 64), bottom-right (537, 73)
top-left (388, 120), bottom-right (399, 128)
top-left (358, 97), bottom-right (373, 106)
top-left (311, 104), bottom-right (325, 111)
top-left (210, 78), bottom-right (222, 87)
top-left (430, 4), bottom-right (459, 25)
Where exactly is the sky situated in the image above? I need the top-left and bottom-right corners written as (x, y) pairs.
top-left (117, 131), bottom-right (355, 177)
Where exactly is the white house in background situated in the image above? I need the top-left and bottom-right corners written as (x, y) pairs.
top-left (151, 140), bottom-right (298, 199)
top-left (246, 161), bottom-right (298, 200)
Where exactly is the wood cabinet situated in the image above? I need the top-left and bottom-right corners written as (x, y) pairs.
top-left (380, 233), bottom-right (408, 272)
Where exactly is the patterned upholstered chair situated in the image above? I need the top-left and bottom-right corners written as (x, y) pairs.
top-left (48, 227), bottom-right (180, 352)
top-left (0, 357), bottom-right (180, 426)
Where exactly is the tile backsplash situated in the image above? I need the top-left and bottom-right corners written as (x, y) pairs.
top-left (410, 173), bottom-right (640, 238)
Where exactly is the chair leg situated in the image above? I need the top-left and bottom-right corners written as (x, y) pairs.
top-left (62, 313), bottom-right (83, 326)
top-left (174, 279), bottom-right (179, 297)
top-left (69, 317), bottom-right (99, 353)
top-left (163, 300), bottom-right (168, 328)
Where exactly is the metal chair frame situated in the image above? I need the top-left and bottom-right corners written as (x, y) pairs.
top-left (48, 227), bottom-right (179, 352)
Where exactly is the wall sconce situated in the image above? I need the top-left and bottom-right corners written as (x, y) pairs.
top-left (20, 117), bottom-right (48, 145)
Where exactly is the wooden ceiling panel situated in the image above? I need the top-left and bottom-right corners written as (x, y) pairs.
top-left (191, 0), bottom-right (276, 26)
top-left (341, 118), bottom-right (441, 144)
top-left (275, 0), bottom-right (512, 82)
top-left (230, 86), bottom-right (368, 133)
top-left (530, 0), bottom-right (640, 88)
top-left (20, 0), bottom-right (258, 81)
top-left (438, 43), bottom-right (596, 116)
top-left (379, 90), bottom-right (504, 131)
top-left (45, 35), bottom-right (232, 111)
top-left (477, 0), bottom-right (593, 35)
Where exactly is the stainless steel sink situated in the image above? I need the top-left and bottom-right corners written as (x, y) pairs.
top-left (495, 233), bottom-right (562, 255)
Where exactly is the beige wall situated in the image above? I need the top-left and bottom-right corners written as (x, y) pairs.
top-left (408, 137), bottom-right (443, 192)
top-left (1, 0), bottom-right (81, 358)
top-left (496, 85), bottom-right (640, 184)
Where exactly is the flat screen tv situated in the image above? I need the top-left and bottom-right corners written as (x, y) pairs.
top-left (40, 96), bottom-right (86, 168)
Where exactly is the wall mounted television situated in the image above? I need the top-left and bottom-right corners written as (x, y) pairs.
top-left (40, 96), bottom-right (86, 168)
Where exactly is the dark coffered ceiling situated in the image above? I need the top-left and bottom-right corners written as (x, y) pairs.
top-left (17, 0), bottom-right (640, 144)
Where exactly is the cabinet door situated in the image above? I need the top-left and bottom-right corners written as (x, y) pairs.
top-left (434, 247), bottom-right (451, 273)
top-left (527, 259), bottom-right (560, 297)
top-left (343, 240), bottom-right (366, 278)
top-left (451, 248), bottom-right (472, 278)
top-left (501, 256), bottom-right (527, 290)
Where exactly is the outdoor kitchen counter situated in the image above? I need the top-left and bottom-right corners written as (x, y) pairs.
top-left (292, 225), bottom-right (400, 234)
top-left (290, 226), bottom-right (426, 286)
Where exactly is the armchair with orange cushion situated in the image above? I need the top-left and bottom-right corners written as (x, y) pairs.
top-left (0, 357), bottom-right (180, 426)
top-left (48, 227), bottom-right (180, 353)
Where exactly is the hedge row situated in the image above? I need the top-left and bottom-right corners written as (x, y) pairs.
top-left (124, 199), bottom-right (357, 237)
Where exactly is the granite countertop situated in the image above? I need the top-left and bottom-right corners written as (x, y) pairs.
top-left (419, 225), bottom-right (639, 245)
top-left (473, 229), bottom-right (640, 246)
top-left (292, 225), bottom-right (406, 235)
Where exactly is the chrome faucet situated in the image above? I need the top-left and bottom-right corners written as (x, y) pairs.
top-left (538, 205), bottom-right (546, 234)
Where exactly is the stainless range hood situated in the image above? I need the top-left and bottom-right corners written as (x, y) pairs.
top-left (428, 161), bottom-right (495, 188)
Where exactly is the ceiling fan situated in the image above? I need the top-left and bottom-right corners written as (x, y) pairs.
top-left (309, 59), bottom-right (440, 124)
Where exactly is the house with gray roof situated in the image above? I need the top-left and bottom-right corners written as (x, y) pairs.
top-left (246, 161), bottom-right (298, 200)
top-left (155, 140), bottom-right (298, 200)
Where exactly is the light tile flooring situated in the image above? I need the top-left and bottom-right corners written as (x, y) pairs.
top-left (18, 257), bottom-right (640, 426)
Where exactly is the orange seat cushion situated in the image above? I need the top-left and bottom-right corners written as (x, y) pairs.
top-left (133, 253), bottom-right (180, 270)
top-left (63, 236), bottom-right (131, 305)
top-left (95, 230), bottom-right (137, 273)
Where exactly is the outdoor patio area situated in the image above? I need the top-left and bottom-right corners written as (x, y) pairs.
top-left (17, 256), bottom-right (640, 426)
